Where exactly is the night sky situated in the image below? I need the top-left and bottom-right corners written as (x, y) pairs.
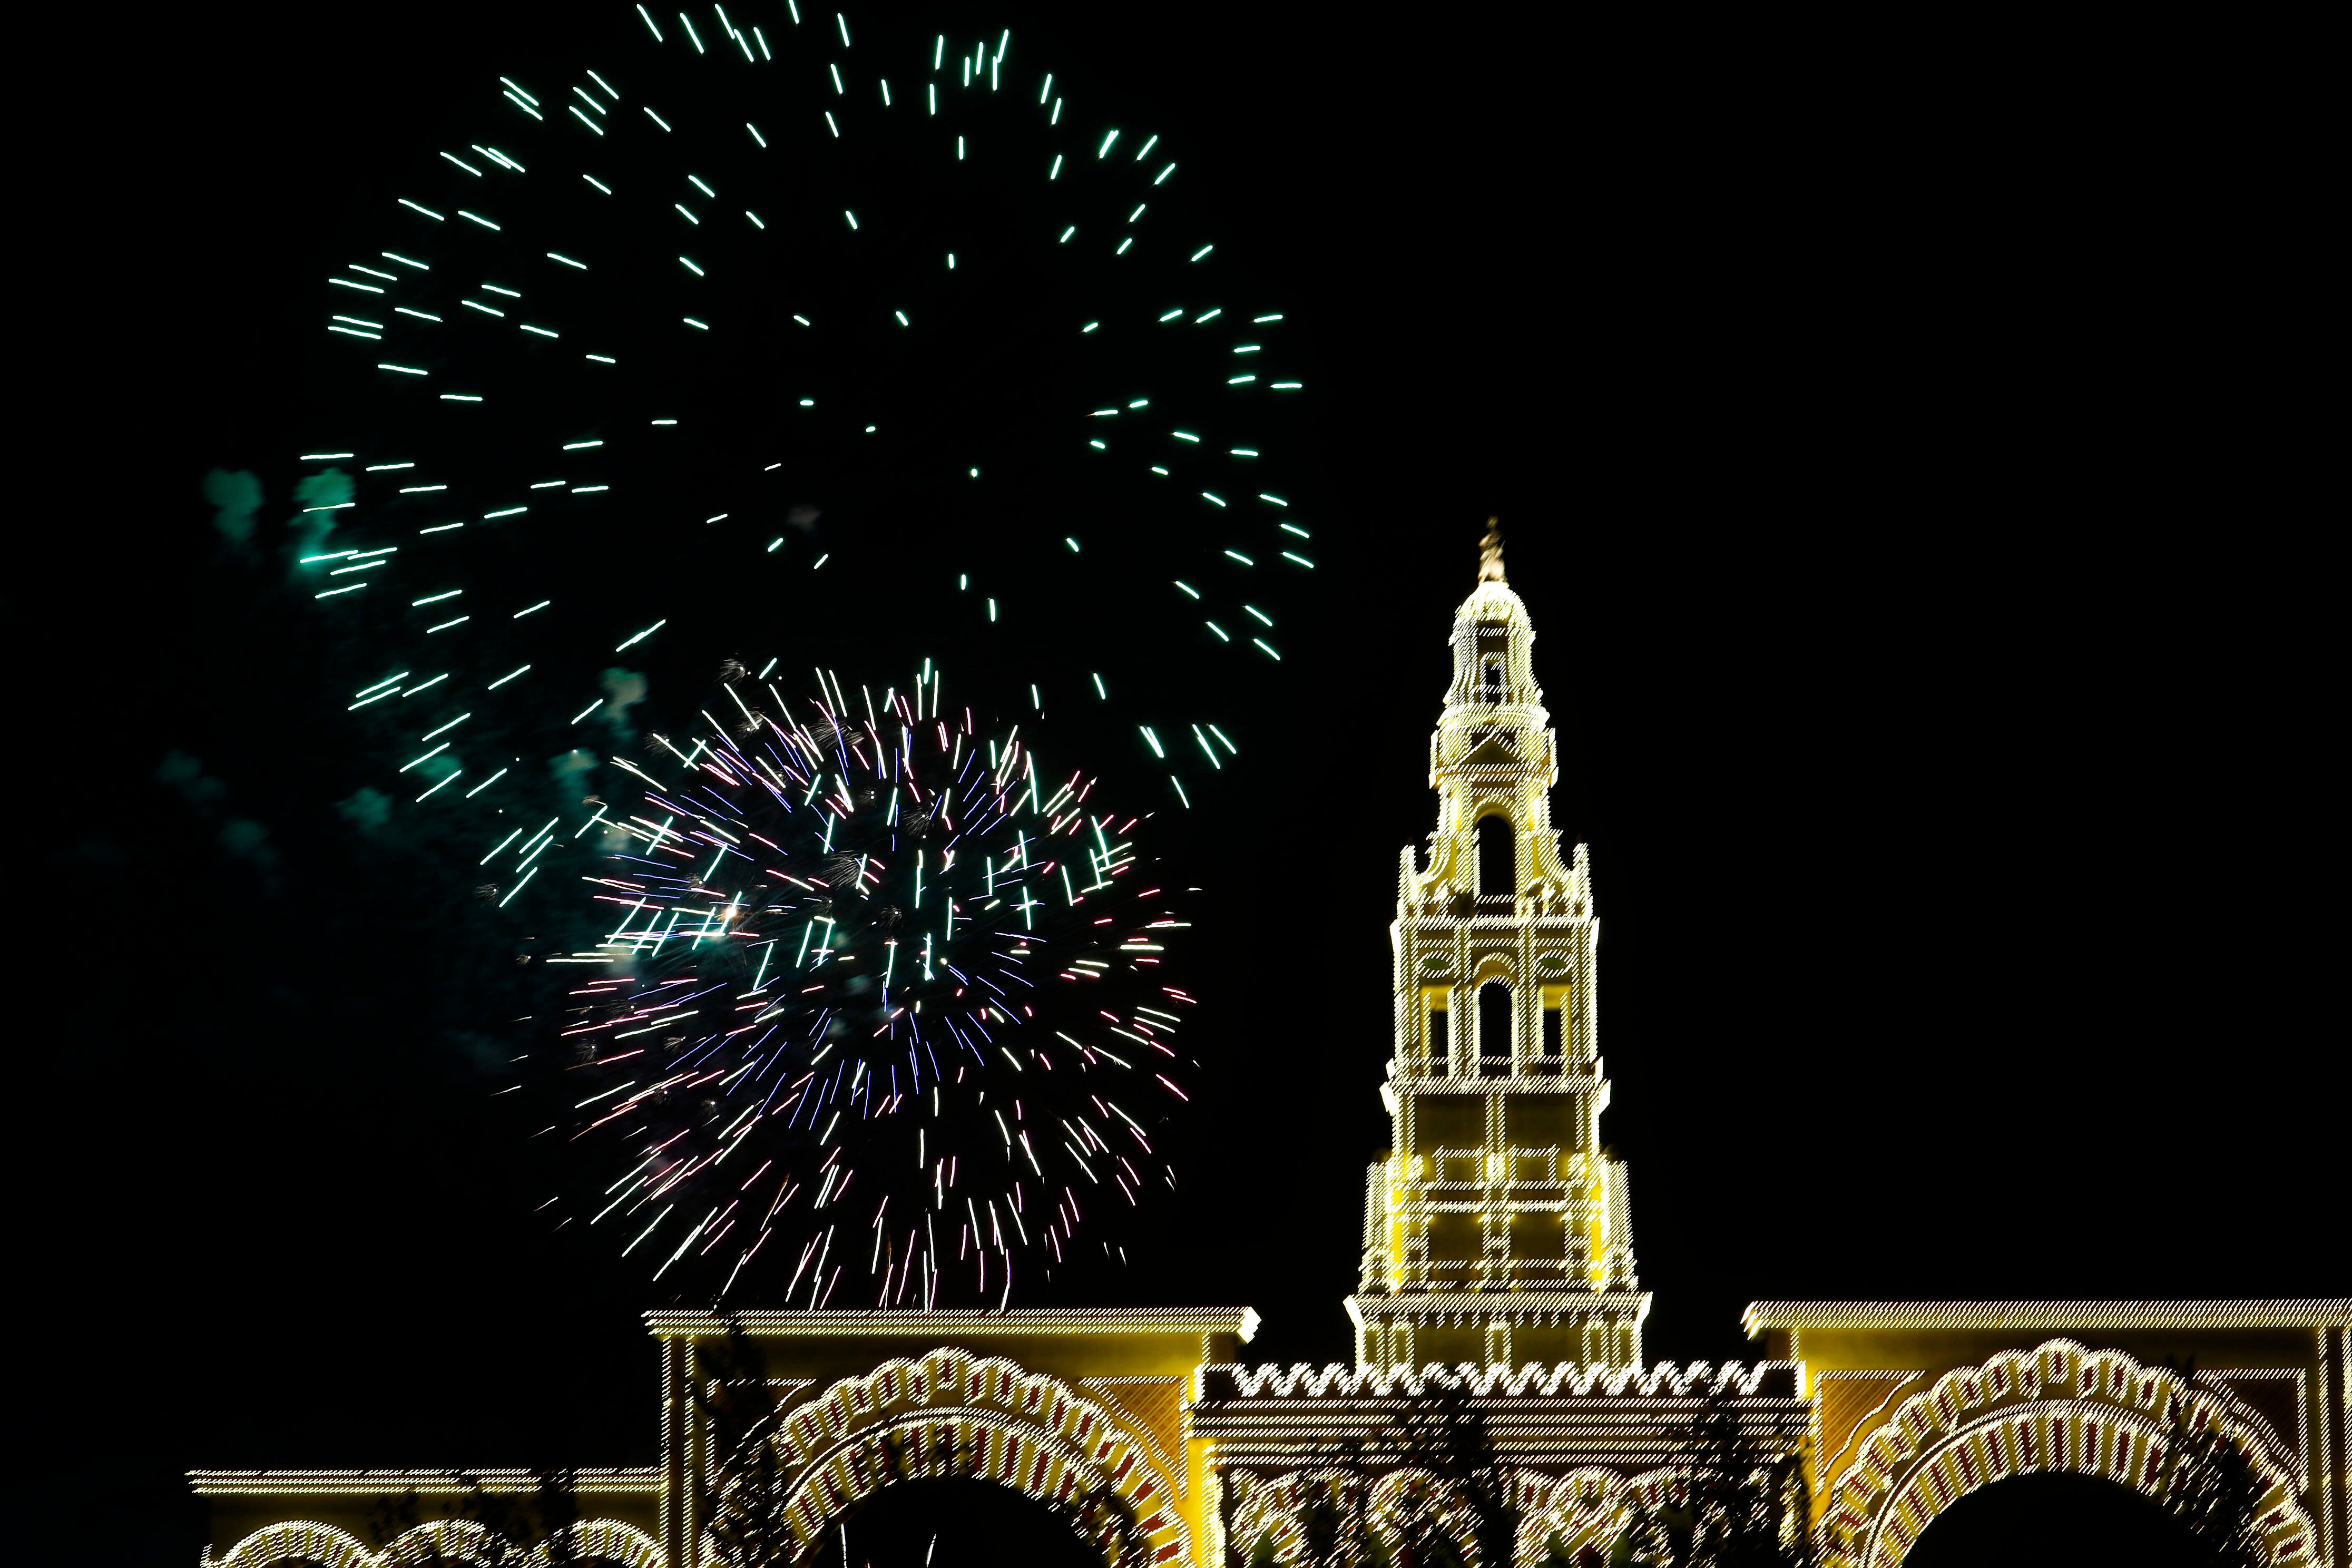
top-left (44, 5), bottom-right (2338, 1562)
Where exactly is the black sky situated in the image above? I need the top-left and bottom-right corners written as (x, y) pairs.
top-left (36, 4), bottom-right (2339, 1562)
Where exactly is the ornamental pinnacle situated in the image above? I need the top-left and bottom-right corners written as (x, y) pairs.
top-left (1477, 515), bottom-right (1506, 583)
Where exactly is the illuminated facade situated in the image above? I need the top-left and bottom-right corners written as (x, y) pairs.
top-left (198, 535), bottom-right (2350, 1567)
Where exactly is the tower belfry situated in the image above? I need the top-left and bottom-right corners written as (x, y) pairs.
top-left (1346, 523), bottom-right (1651, 1370)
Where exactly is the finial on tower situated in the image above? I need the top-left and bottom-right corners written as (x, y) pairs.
top-left (1477, 517), bottom-right (1506, 583)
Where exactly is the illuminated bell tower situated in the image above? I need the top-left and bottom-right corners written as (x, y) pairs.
top-left (1346, 523), bottom-right (1651, 1371)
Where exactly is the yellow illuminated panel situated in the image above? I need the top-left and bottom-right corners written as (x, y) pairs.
top-left (1410, 1094), bottom-right (1481, 1156)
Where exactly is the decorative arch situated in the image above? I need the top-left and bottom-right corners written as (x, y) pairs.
top-left (1195, 1461), bottom-right (1783, 1567)
top-left (384, 1521), bottom-right (510, 1565)
top-left (1219, 1467), bottom-right (1369, 1564)
top-left (1366, 1468), bottom-right (1481, 1562)
top-left (531, 1519), bottom-right (665, 1567)
top-left (1500, 1464), bottom-right (1802, 1566)
top-left (1224, 1466), bottom-right (1626, 1567)
top-left (212, 1519), bottom-right (664, 1568)
top-left (1513, 1467), bottom-right (1633, 1564)
top-left (1466, 952), bottom-right (1518, 989)
top-left (1465, 796), bottom-right (1516, 829)
top-left (212, 1521), bottom-right (375, 1568)
top-left (1820, 1338), bottom-right (2318, 1567)
top-left (748, 1346), bottom-right (1191, 1567)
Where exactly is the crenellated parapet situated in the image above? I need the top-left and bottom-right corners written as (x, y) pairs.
top-left (1205, 1359), bottom-right (1798, 1401)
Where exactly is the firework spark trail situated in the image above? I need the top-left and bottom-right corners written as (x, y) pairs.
top-left (546, 663), bottom-right (1190, 1302)
top-left (294, 5), bottom-right (1309, 915)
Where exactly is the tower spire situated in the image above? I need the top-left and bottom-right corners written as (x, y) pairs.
top-left (1478, 517), bottom-right (1506, 583)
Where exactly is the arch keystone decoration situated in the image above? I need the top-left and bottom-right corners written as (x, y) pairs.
top-left (1820, 1337), bottom-right (2319, 1567)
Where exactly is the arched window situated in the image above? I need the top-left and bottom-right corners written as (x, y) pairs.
top-left (1480, 655), bottom-right (1503, 698)
top-left (1476, 814), bottom-right (1514, 900)
top-left (1477, 980), bottom-right (1511, 1074)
